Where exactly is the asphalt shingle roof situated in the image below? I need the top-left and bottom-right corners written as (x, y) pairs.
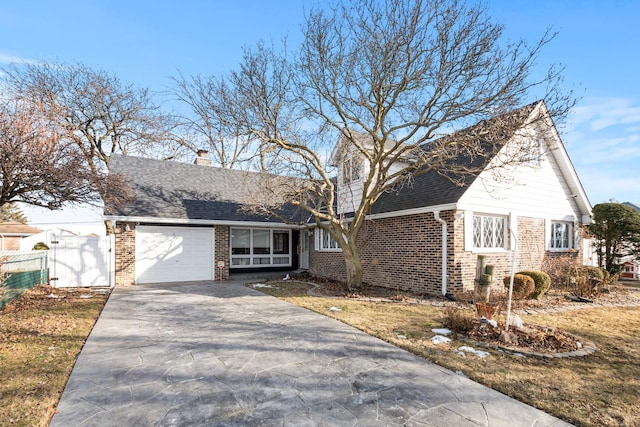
top-left (105, 155), bottom-right (305, 223)
top-left (106, 102), bottom-right (540, 221)
top-left (0, 222), bottom-right (42, 235)
top-left (371, 102), bottom-right (539, 214)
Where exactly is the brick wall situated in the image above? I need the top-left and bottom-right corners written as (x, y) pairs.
top-left (114, 222), bottom-right (136, 286)
top-left (214, 225), bottom-right (230, 280)
top-left (309, 212), bottom-right (570, 296)
top-left (454, 216), bottom-right (548, 291)
top-left (310, 211), bottom-right (459, 295)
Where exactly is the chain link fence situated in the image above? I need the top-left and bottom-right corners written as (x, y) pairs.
top-left (0, 250), bottom-right (48, 309)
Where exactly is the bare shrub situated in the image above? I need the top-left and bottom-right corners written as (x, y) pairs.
top-left (543, 254), bottom-right (580, 291)
top-left (441, 307), bottom-right (477, 334)
top-left (0, 257), bottom-right (8, 308)
top-left (543, 254), bottom-right (602, 297)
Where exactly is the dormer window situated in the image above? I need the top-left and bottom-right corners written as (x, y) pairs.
top-left (343, 156), bottom-right (362, 183)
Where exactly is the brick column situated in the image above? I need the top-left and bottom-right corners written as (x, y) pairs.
top-left (114, 222), bottom-right (136, 286)
top-left (214, 226), bottom-right (230, 280)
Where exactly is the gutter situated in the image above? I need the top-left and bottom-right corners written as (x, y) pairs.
top-left (103, 216), bottom-right (300, 229)
top-left (433, 211), bottom-right (447, 297)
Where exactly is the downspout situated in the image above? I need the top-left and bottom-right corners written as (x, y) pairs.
top-left (110, 220), bottom-right (117, 288)
top-left (433, 211), bottom-right (447, 297)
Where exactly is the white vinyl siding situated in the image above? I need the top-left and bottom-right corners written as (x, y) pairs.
top-left (458, 132), bottom-right (580, 221)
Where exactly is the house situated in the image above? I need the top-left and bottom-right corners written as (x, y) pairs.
top-left (309, 100), bottom-right (592, 295)
top-left (621, 261), bottom-right (639, 280)
top-left (105, 101), bottom-right (592, 295)
top-left (104, 155), bottom-right (309, 286)
top-left (0, 222), bottom-right (42, 251)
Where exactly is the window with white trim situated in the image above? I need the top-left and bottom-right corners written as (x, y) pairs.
top-left (472, 214), bottom-right (507, 249)
top-left (230, 228), bottom-right (291, 267)
top-left (316, 228), bottom-right (341, 252)
top-left (550, 221), bottom-right (573, 250)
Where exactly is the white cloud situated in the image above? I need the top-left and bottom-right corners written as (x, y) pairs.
top-left (578, 169), bottom-right (639, 205)
top-left (0, 52), bottom-right (37, 65)
top-left (562, 97), bottom-right (640, 204)
top-left (569, 97), bottom-right (640, 132)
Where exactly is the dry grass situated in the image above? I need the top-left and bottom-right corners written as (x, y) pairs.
top-left (258, 280), bottom-right (640, 427)
top-left (0, 285), bottom-right (109, 427)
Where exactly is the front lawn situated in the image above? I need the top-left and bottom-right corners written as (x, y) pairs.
top-left (252, 280), bottom-right (640, 427)
top-left (0, 285), bottom-right (109, 427)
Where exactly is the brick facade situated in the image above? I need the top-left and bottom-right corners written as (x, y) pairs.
top-left (454, 216), bottom-right (547, 292)
top-left (214, 225), bottom-right (230, 280)
top-left (310, 212), bottom-right (458, 295)
top-left (310, 212), bottom-right (578, 296)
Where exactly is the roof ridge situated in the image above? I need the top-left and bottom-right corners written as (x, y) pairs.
top-left (109, 153), bottom-right (274, 179)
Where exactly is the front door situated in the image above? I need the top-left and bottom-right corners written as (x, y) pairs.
top-left (299, 230), bottom-right (309, 269)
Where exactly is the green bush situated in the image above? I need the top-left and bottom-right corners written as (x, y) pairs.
top-left (582, 266), bottom-right (604, 280)
top-left (503, 274), bottom-right (535, 300)
top-left (517, 270), bottom-right (551, 299)
top-left (32, 242), bottom-right (49, 250)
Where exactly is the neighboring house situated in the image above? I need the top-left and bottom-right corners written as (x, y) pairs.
top-left (0, 222), bottom-right (42, 251)
top-left (105, 101), bottom-right (592, 295)
top-left (621, 261), bottom-right (639, 280)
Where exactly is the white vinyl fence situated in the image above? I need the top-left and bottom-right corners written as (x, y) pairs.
top-left (48, 235), bottom-right (114, 288)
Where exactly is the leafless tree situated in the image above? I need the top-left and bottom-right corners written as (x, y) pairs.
top-left (2, 60), bottom-right (179, 177)
top-left (171, 42), bottom-right (296, 169)
top-left (171, 72), bottom-right (255, 168)
top-left (223, 0), bottom-right (574, 290)
top-left (0, 98), bottom-right (118, 210)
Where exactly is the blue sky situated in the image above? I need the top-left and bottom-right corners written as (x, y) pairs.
top-left (1, 0), bottom-right (638, 233)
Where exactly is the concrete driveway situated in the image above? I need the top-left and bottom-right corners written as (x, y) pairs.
top-left (50, 279), bottom-right (572, 426)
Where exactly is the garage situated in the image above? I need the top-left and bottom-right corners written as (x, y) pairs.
top-left (135, 226), bottom-right (215, 284)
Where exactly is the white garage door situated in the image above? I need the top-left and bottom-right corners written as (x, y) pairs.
top-left (136, 226), bottom-right (214, 284)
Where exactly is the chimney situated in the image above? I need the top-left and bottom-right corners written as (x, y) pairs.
top-left (194, 149), bottom-right (212, 166)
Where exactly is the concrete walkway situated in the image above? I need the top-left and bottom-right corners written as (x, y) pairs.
top-left (50, 280), bottom-right (572, 426)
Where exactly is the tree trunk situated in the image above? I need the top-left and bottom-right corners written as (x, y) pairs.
top-left (343, 244), bottom-right (363, 292)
